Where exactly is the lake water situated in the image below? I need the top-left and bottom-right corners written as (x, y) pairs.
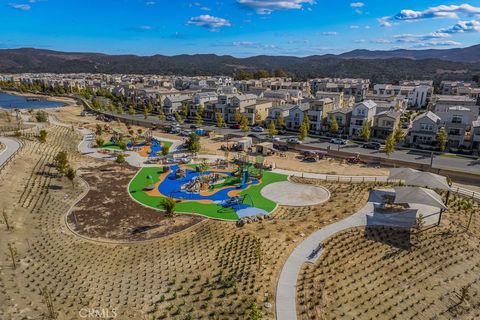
top-left (0, 92), bottom-right (64, 109)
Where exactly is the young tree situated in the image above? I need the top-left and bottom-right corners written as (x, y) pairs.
top-left (233, 109), bottom-right (242, 124)
top-left (267, 121), bottom-right (277, 137)
top-left (7, 242), bottom-right (18, 269)
top-left (215, 112), bottom-right (225, 128)
top-left (186, 132), bottom-right (201, 154)
top-left (393, 122), bottom-right (405, 143)
top-left (65, 166), bottom-right (76, 188)
top-left (254, 111), bottom-right (262, 126)
top-left (329, 116), bottom-right (339, 134)
top-left (54, 151), bottom-right (69, 174)
top-left (117, 140), bottom-right (127, 152)
top-left (158, 108), bottom-right (166, 121)
top-left (95, 137), bottom-right (105, 148)
top-left (162, 197), bottom-right (177, 218)
top-left (195, 111), bottom-right (203, 125)
top-left (143, 106), bottom-right (149, 119)
top-left (240, 115), bottom-right (249, 133)
top-left (180, 103), bottom-right (189, 118)
top-left (437, 128), bottom-right (448, 151)
top-left (116, 153), bottom-right (126, 164)
top-left (35, 110), bottom-right (48, 123)
top-left (117, 105), bottom-right (124, 115)
top-left (95, 124), bottom-right (103, 136)
top-left (276, 112), bottom-right (285, 129)
top-left (298, 114), bottom-right (309, 141)
top-left (384, 132), bottom-right (396, 157)
top-left (38, 129), bottom-right (48, 143)
top-left (249, 302), bottom-right (262, 320)
top-left (360, 120), bottom-right (371, 141)
top-left (161, 145), bottom-right (170, 157)
top-left (128, 105), bottom-right (135, 117)
top-left (174, 112), bottom-right (183, 123)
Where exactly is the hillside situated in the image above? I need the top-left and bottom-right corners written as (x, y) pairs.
top-left (0, 47), bottom-right (479, 82)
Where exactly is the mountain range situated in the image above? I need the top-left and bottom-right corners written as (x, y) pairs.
top-left (0, 45), bottom-right (479, 83)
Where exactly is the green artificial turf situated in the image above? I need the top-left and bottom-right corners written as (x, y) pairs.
top-left (128, 167), bottom-right (287, 221)
top-left (101, 141), bottom-right (122, 150)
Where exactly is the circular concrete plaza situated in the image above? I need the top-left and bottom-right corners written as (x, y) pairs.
top-left (260, 181), bottom-right (330, 206)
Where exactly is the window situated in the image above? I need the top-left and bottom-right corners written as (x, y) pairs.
top-left (449, 128), bottom-right (461, 136)
top-left (451, 115), bottom-right (462, 124)
top-left (355, 120), bottom-right (363, 126)
top-left (420, 123), bottom-right (433, 131)
top-left (357, 108), bottom-right (366, 116)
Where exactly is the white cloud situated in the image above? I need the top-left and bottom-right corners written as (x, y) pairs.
top-left (145, 1), bottom-right (156, 5)
top-left (412, 40), bottom-right (462, 47)
top-left (9, 3), bottom-right (31, 10)
top-left (237, 0), bottom-right (315, 15)
top-left (321, 31), bottom-right (338, 36)
top-left (350, 2), bottom-right (364, 8)
top-left (379, 3), bottom-right (480, 27)
top-left (187, 15), bottom-right (231, 31)
top-left (200, 6), bottom-right (211, 11)
top-left (440, 19), bottom-right (480, 33)
top-left (135, 25), bottom-right (154, 31)
top-left (350, 25), bottom-right (360, 29)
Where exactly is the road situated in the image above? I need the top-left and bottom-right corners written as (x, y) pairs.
top-left (88, 109), bottom-right (480, 175)
top-left (0, 137), bottom-right (21, 167)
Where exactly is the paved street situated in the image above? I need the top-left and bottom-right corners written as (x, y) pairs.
top-left (90, 109), bottom-right (480, 175)
top-left (0, 137), bottom-right (21, 166)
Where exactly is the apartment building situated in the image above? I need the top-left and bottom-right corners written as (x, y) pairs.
top-left (308, 98), bottom-right (335, 133)
top-left (349, 100), bottom-right (377, 137)
top-left (408, 111), bottom-right (442, 145)
top-left (373, 83), bottom-right (432, 107)
top-left (372, 110), bottom-right (402, 139)
top-left (243, 100), bottom-right (273, 125)
top-left (327, 107), bottom-right (352, 135)
top-left (310, 78), bottom-right (370, 102)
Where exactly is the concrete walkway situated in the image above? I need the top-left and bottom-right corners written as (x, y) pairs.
top-left (276, 189), bottom-right (440, 320)
top-left (0, 137), bottom-right (22, 167)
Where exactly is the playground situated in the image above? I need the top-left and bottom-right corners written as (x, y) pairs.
top-left (128, 156), bottom-right (289, 220)
top-left (100, 128), bottom-right (173, 157)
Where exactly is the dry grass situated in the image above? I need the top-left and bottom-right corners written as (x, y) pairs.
top-left (296, 199), bottom-right (480, 320)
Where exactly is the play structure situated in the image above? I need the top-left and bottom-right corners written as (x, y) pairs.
top-left (102, 130), bottom-right (172, 158)
top-left (129, 162), bottom-right (289, 220)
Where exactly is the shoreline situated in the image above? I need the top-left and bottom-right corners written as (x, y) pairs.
top-left (0, 89), bottom-right (79, 108)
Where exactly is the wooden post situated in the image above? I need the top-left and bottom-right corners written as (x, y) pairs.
top-left (437, 209), bottom-right (444, 227)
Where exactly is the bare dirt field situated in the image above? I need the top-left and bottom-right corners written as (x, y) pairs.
top-left (296, 189), bottom-right (480, 320)
top-left (68, 163), bottom-right (203, 241)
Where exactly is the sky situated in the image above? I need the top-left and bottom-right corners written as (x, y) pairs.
top-left (0, 0), bottom-right (480, 57)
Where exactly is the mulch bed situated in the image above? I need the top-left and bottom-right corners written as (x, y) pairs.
top-left (67, 163), bottom-right (203, 241)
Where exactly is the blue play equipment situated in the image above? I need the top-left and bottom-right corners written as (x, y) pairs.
top-left (148, 139), bottom-right (162, 157)
top-left (240, 170), bottom-right (249, 187)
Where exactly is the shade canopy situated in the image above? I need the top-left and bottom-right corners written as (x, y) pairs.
top-left (388, 168), bottom-right (451, 191)
top-left (394, 187), bottom-right (447, 210)
top-left (388, 168), bottom-right (420, 181)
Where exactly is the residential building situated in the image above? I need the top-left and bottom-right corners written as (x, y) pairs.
top-left (327, 107), bottom-right (352, 135)
top-left (372, 110), bottom-right (401, 139)
top-left (243, 101), bottom-right (273, 125)
top-left (163, 95), bottom-right (191, 115)
top-left (308, 98), bottom-right (335, 133)
top-left (310, 78), bottom-right (370, 102)
top-left (315, 91), bottom-right (344, 109)
top-left (472, 119), bottom-right (480, 151)
top-left (407, 111), bottom-right (442, 145)
top-left (349, 100), bottom-right (377, 137)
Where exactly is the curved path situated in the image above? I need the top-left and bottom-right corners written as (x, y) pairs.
top-left (276, 189), bottom-right (441, 320)
top-left (0, 137), bottom-right (22, 167)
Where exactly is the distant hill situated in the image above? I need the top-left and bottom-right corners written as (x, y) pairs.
top-left (0, 46), bottom-right (479, 83)
top-left (337, 45), bottom-right (480, 62)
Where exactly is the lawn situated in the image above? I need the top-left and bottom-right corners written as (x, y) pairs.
top-left (128, 167), bottom-right (287, 221)
top-left (102, 139), bottom-right (173, 152)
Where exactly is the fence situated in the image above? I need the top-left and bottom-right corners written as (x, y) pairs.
top-left (0, 139), bottom-right (24, 174)
top-left (289, 172), bottom-right (479, 203)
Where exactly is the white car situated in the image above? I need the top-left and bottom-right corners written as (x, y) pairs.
top-left (330, 138), bottom-right (347, 145)
top-left (251, 126), bottom-right (265, 132)
top-left (287, 138), bottom-right (302, 144)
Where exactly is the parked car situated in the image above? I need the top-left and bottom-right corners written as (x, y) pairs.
top-left (269, 136), bottom-right (281, 142)
top-left (251, 126), bottom-right (265, 132)
top-left (287, 138), bottom-right (302, 144)
top-left (230, 124), bottom-right (240, 129)
top-left (170, 127), bottom-right (181, 134)
top-left (330, 138), bottom-right (347, 145)
top-left (190, 124), bottom-right (199, 129)
top-left (179, 130), bottom-right (192, 136)
top-left (184, 118), bottom-right (193, 124)
top-left (166, 115), bottom-right (175, 121)
top-left (278, 129), bottom-right (287, 135)
top-left (247, 133), bottom-right (259, 139)
top-left (273, 143), bottom-right (288, 151)
top-left (363, 142), bottom-right (382, 150)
